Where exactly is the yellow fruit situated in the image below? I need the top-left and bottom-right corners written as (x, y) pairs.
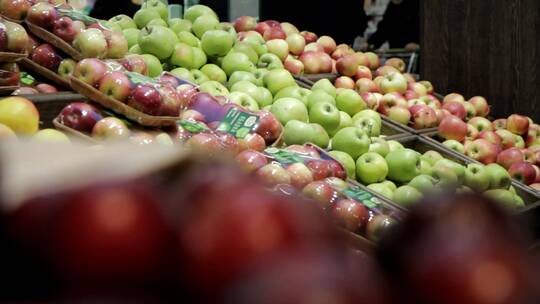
top-left (0, 97), bottom-right (39, 135)
top-left (32, 129), bottom-right (70, 143)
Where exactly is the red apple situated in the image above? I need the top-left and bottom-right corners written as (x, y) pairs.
top-left (355, 78), bottom-right (379, 93)
top-left (317, 35), bottom-right (336, 54)
top-left (91, 117), bottom-right (130, 140)
top-left (443, 93), bottom-right (465, 104)
top-left (157, 84), bottom-right (182, 117)
top-left (52, 16), bottom-right (85, 44)
top-left (186, 132), bottom-right (223, 157)
top-left (434, 109), bottom-right (451, 125)
top-left (26, 2), bottom-right (59, 30)
top-left (409, 104), bottom-right (437, 129)
top-left (335, 76), bottom-right (355, 89)
top-left (31, 43), bottom-right (62, 71)
top-left (522, 148), bottom-right (537, 164)
top-left (375, 65), bottom-right (399, 77)
top-left (332, 198), bottom-right (369, 232)
top-left (98, 71), bottom-right (133, 103)
top-left (35, 83), bottom-right (57, 93)
top-left (507, 114), bottom-right (530, 135)
top-left (509, 162), bottom-right (537, 185)
top-left (354, 65), bottom-right (372, 80)
top-left (526, 124), bottom-right (540, 147)
top-left (0, 0), bottom-right (32, 20)
top-left (439, 115), bottom-right (468, 141)
top-left (468, 116), bottom-right (493, 132)
top-left (287, 162), bottom-right (314, 189)
top-left (404, 90), bottom-right (419, 100)
top-left (331, 44), bottom-right (354, 60)
top-left (462, 102), bottom-right (476, 121)
top-left (465, 139), bottom-right (498, 164)
top-left (305, 159), bottom-right (331, 181)
top-left (57, 102), bottom-right (103, 133)
top-left (235, 149), bottom-right (268, 173)
top-left (422, 95), bottom-right (442, 109)
top-left (384, 57), bottom-right (406, 73)
top-left (360, 92), bottom-right (382, 110)
top-left (300, 31), bottom-right (317, 44)
top-left (442, 101), bottom-right (466, 120)
top-left (336, 53), bottom-right (362, 77)
top-left (237, 133), bottom-right (266, 152)
top-left (263, 27), bottom-right (286, 41)
top-left (387, 105), bottom-right (411, 125)
top-left (477, 131), bottom-right (502, 148)
top-left (496, 129), bottom-right (518, 149)
top-left (403, 73), bottom-right (417, 84)
top-left (378, 92), bottom-right (407, 115)
top-left (469, 96), bottom-right (490, 117)
top-left (73, 58), bottom-right (109, 87)
top-left (493, 118), bottom-right (507, 130)
top-left (127, 84), bottom-right (162, 115)
top-left (233, 16), bottom-right (257, 32)
top-left (256, 163), bottom-right (291, 186)
top-left (466, 124), bottom-right (479, 140)
top-left (283, 55), bottom-right (304, 75)
top-left (364, 51), bottom-right (380, 69)
top-left (254, 110), bottom-right (282, 145)
top-left (302, 181), bottom-right (337, 210)
top-left (497, 148), bottom-right (524, 170)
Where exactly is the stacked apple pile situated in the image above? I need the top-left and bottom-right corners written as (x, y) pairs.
top-left (0, 96), bottom-right (71, 142)
top-left (324, 132), bottom-right (524, 209)
top-left (235, 145), bottom-right (401, 241)
top-left (439, 109), bottom-right (540, 189)
top-left (0, 17), bottom-right (29, 54)
top-left (21, 1), bottom-right (128, 59)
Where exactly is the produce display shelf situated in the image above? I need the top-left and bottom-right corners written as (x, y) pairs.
top-left (28, 92), bottom-right (87, 129)
top-left (420, 131), bottom-right (540, 200)
top-left (296, 73), bottom-right (338, 83)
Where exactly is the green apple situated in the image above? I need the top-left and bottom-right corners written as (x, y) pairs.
top-left (177, 32), bottom-right (200, 47)
top-left (419, 159), bottom-right (433, 175)
top-left (330, 111), bottom-right (353, 136)
top-left (387, 140), bottom-right (405, 152)
top-left (443, 140), bottom-right (465, 154)
top-left (484, 189), bottom-right (521, 209)
top-left (381, 180), bottom-right (397, 192)
top-left (102, 21), bottom-right (122, 32)
top-left (369, 137), bottom-right (390, 157)
top-left (394, 186), bottom-right (423, 207)
top-left (133, 9), bottom-right (161, 29)
top-left (257, 53), bottom-right (284, 70)
top-left (352, 110), bottom-right (382, 137)
top-left (73, 28), bottom-right (108, 58)
top-left (200, 64), bottom-right (226, 83)
top-left (435, 159), bottom-right (465, 184)
top-left (385, 148), bottom-right (421, 182)
top-left (192, 14), bottom-right (219, 39)
top-left (201, 30), bottom-right (234, 57)
top-left (139, 25), bottom-right (178, 60)
top-left (109, 14), bottom-right (136, 30)
top-left (312, 78), bottom-right (337, 98)
top-left (271, 97), bottom-right (308, 125)
top-left (169, 42), bottom-right (194, 69)
top-left (283, 120), bottom-right (318, 146)
top-left (456, 185), bottom-right (474, 194)
top-left (122, 28), bottom-right (140, 48)
top-left (170, 67), bottom-right (194, 83)
top-left (328, 150), bottom-right (356, 179)
top-left (169, 18), bottom-right (192, 34)
top-left (514, 194), bottom-right (525, 209)
top-left (232, 42), bottom-right (259, 64)
top-left (184, 4), bottom-right (218, 23)
top-left (274, 86), bottom-right (311, 106)
top-left (310, 123), bottom-right (330, 148)
top-left (199, 80), bottom-right (229, 97)
top-left (263, 69), bottom-right (296, 95)
top-left (367, 183), bottom-right (394, 200)
top-left (229, 92), bottom-right (259, 111)
top-left (336, 89), bottom-right (366, 116)
top-left (221, 52), bottom-right (256, 76)
top-left (309, 101), bottom-right (341, 134)
top-left (265, 39), bottom-right (289, 61)
top-left (256, 87), bottom-right (273, 108)
top-left (141, 0), bottom-right (168, 20)
top-left (422, 150), bottom-right (444, 166)
top-left (128, 44), bottom-right (142, 54)
top-left (231, 81), bottom-right (267, 107)
top-left (147, 18), bottom-right (167, 27)
top-left (191, 69), bottom-right (210, 84)
top-left (331, 127), bottom-right (370, 160)
top-left (191, 47), bottom-right (207, 69)
top-left (140, 54), bottom-right (162, 77)
top-left (228, 71), bottom-right (256, 87)
top-left (356, 152), bottom-right (388, 184)
top-left (431, 165), bottom-right (459, 188)
top-left (242, 32), bottom-right (267, 56)
top-left (409, 174), bottom-right (437, 193)
top-left (253, 68), bottom-right (267, 86)
top-left (485, 163), bottom-right (512, 190)
top-left (464, 163), bottom-right (490, 192)
top-left (307, 90), bottom-right (335, 109)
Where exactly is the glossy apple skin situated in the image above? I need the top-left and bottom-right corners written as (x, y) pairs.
top-left (235, 149), bottom-right (268, 173)
top-left (31, 43), bottom-right (62, 71)
top-left (127, 84), bottom-right (162, 116)
top-left (52, 16), bottom-right (85, 44)
top-left (73, 58), bottom-right (109, 87)
top-left (57, 102), bottom-right (103, 133)
top-left (26, 2), bottom-right (59, 30)
top-left (332, 199), bottom-right (369, 233)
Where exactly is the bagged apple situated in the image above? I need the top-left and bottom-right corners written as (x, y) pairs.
top-left (25, 2), bottom-right (128, 60)
top-left (0, 17), bottom-right (29, 55)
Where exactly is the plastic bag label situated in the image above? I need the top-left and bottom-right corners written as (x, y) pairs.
top-left (178, 120), bottom-right (210, 133)
top-left (19, 72), bottom-right (35, 86)
top-left (264, 148), bottom-right (304, 165)
top-left (216, 107), bottom-right (259, 139)
top-left (343, 187), bottom-right (381, 209)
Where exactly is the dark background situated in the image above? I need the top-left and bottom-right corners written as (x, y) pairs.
top-left (421, 0), bottom-right (540, 120)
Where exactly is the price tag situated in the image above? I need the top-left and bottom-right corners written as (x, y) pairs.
top-left (216, 107), bottom-right (259, 139)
